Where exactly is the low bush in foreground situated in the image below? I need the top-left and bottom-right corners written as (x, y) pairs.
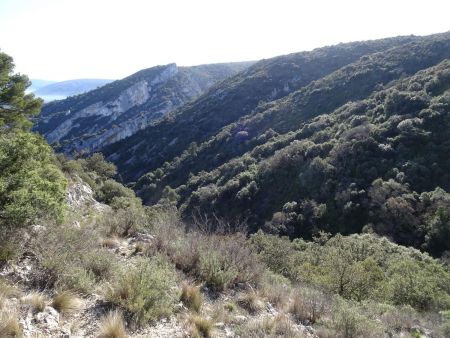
top-left (106, 256), bottom-right (178, 325)
top-left (146, 213), bottom-right (264, 291)
top-left (32, 223), bottom-right (119, 294)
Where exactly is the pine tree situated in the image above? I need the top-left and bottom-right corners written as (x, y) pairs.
top-left (0, 51), bottom-right (42, 130)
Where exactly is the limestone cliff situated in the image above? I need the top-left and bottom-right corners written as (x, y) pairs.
top-left (34, 62), bottom-right (252, 154)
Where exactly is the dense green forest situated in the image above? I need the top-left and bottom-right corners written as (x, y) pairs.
top-left (99, 33), bottom-right (450, 258)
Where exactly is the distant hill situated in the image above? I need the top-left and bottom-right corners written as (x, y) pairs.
top-left (33, 79), bottom-right (114, 102)
top-left (28, 79), bottom-right (56, 92)
top-left (34, 62), bottom-right (253, 153)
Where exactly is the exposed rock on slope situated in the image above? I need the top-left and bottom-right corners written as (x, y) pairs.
top-left (34, 62), bottom-right (252, 155)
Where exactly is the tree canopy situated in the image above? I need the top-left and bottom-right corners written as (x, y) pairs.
top-left (0, 51), bottom-right (42, 130)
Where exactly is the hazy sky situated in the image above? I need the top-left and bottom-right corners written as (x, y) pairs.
top-left (0, 0), bottom-right (449, 81)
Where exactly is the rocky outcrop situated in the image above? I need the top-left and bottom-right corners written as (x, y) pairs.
top-left (34, 62), bottom-right (252, 155)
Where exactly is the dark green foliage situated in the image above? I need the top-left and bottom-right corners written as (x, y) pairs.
top-left (101, 33), bottom-right (450, 258)
top-left (105, 34), bottom-right (423, 183)
top-left (96, 179), bottom-right (135, 205)
top-left (173, 58), bottom-right (450, 256)
top-left (0, 132), bottom-right (67, 228)
top-left (0, 51), bottom-right (42, 130)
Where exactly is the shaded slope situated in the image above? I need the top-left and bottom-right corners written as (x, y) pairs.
top-left (134, 33), bottom-right (450, 205)
top-left (103, 35), bottom-right (423, 181)
top-left (180, 59), bottom-right (450, 254)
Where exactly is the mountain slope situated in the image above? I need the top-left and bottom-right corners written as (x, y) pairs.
top-left (132, 34), bottom-right (450, 206)
top-left (102, 34), bottom-right (428, 181)
top-left (179, 60), bottom-right (450, 254)
top-left (33, 79), bottom-right (113, 102)
top-left (34, 62), bottom-right (252, 154)
top-left (114, 33), bottom-right (450, 255)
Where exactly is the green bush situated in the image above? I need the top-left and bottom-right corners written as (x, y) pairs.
top-left (32, 223), bottom-right (118, 293)
top-left (329, 297), bottom-right (384, 338)
top-left (198, 250), bottom-right (238, 291)
top-left (250, 231), bottom-right (450, 312)
top-left (385, 257), bottom-right (450, 311)
top-left (0, 132), bottom-right (67, 228)
top-left (97, 204), bottom-right (148, 236)
top-left (95, 179), bottom-right (136, 205)
top-left (106, 256), bottom-right (178, 325)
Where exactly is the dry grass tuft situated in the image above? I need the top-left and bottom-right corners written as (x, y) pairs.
top-left (101, 237), bottom-right (121, 249)
top-left (0, 279), bottom-right (21, 299)
top-left (97, 310), bottom-right (127, 338)
top-left (22, 292), bottom-right (47, 313)
top-left (0, 311), bottom-right (22, 337)
top-left (260, 272), bottom-right (291, 309)
top-left (52, 291), bottom-right (83, 314)
top-left (289, 288), bottom-right (327, 324)
top-left (190, 315), bottom-right (214, 338)
top-left (180, 283), bottom-right (203, 313)
top-left (236, 290), bottom-right (265, 314)
top-left (236, 314), bottom-right (303, 338)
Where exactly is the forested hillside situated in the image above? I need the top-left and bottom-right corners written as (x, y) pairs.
top-left (100, 33), bottom-right (450, 258)
top-left (103, 34), bottom-right (425, 180)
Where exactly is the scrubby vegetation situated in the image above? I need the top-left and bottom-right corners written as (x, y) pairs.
top-left (105, 256), bottom-right (178, 325)
top-left (2, 33), bottom-right (450, 337)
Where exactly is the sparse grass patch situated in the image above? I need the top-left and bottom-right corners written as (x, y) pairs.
top-left (98, 206), bottom-right (148, 237)
top-left (0, 279), bottom-right (21, 299)
top-left (101, 236), bottom-right (121, 249)
top-left (236, 315), bottom-right (303, 338)
top-left (180, 283), bottom-right (203, 313)
top-left (146, 212), bottom-right (263, 291)
top-left (190, 315), bottom-right (214, 338)
top-left (106, 256), bottom-right (178, 325)
top-left (52, 291), bottom-right (83, 314)
top-left (327, 297), bottom-right (385, 338)
top-left (236, 290), bottom-right (265, 314)
top-left (224, 302), bottom-right (236, 312)
top-left (260, 271), bottom-right (291, 308)
top-left (97, 310), bottom-right (127, 338)
top-left (0, 311), bottom-right (22, 337)
top-left (22, 292), bottom-right (47, 313)
top-left (289, 287), bottom-right (327, 324)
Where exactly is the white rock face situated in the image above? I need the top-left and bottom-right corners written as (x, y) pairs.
top-left (66, 176), bottom-right (108, 212)
top-left (44, 64), bottom-right (179, 147)
top-left (46, 79), bottom-right (152, 143)
top-left (36, 62), bottom-right (249, 155)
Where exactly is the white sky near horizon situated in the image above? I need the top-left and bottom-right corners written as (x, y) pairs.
top-left (0, 0), bottom-right (449, 81)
